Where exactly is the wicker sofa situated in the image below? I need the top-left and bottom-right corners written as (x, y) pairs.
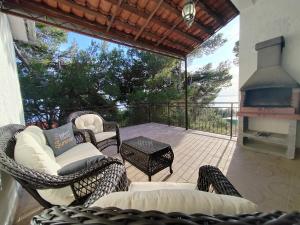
top-left (0, 124), bottom-right (128, 208)
top-left (67, 111), bottom-right (121, 152)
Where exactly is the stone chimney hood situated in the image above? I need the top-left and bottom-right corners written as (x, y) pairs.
top-left (241, 36), bottom-right (299, 91)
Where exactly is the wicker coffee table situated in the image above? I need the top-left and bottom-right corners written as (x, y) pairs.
top-left (120, 136), bottom-right (174, 181)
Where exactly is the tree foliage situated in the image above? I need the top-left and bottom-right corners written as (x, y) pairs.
top-left (16, 23), bottom-right (233, 128)
top-left (233, 41), bottom-right (239, 65)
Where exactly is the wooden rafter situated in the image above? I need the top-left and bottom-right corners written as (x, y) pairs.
top-left (1, 0), bottom-right (239, 58)
top-left (196, 1), bottom-right (224, 25)
top-left (134, 0), bottom-right (163, 41)
top-left (52, 0), bottom-right (191, 52)
top-left (3, 0), bottom-right (186, 58)
top-left (156, 19), bottom-right (182, 46)
top-left (106, 0), bottom-right (123, 32)
top-left (114, 20), bottom-right (192, 52)
top-left (105, 0), bottom-right (206, 43)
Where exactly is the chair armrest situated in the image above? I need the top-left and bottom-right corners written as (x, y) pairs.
top-left (197, 165), bottom-right (242, 197)
top-left (73, 127), bottom-right (97, 146)
top-left (6, 157), bottom-right (128, 204)
top-left (103, 121), bottom-right (119, 132)
top-left (72, 128), bottom-right (87, 144)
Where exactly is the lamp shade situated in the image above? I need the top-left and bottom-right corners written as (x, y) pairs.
top-left (182, 0), bottom-right (196, 27)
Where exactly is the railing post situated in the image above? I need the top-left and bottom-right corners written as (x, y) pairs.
top-left (148, 103), bottom-right (151, 123)
top-left (184, 57), bottom-right (188, 130)
top-left (230, 103), bottom-right (233, 138)
top-left (167, 102), bottom-right (170, 126)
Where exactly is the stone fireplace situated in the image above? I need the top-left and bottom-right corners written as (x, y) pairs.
top-left (238, 36), bottom-right (300, 159)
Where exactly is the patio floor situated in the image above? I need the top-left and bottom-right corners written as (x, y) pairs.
top-left (14, 123), bottom-right (300, 225)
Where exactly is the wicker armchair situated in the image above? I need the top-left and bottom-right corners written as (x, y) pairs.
top-left (31, 165), bottom-right (300, 224)
top-left (0, 124), bottom-right (128, 208)
top-left (67, 111), bottom-right (121, 152)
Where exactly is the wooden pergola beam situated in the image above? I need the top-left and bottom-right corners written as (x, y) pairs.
top-left (196, 1), bottom-right (224, 25)
top-left (114, 20), bottom-right (191, 53)
top-left (3, 1), bottom-right (186, 59)
top-left (156, 19), bottom-right (182, 47)
top-left (105, 0), bottom-right (205, 43)
top-left (134, 0), bottom-right (163, 41)
top-left (106, 0), bottom-right (123, 32)
top-left (53, 0), bottom-right (191, 52)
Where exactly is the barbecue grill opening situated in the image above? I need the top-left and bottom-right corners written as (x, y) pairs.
top-left (244, 88), bottom-right (292, 107)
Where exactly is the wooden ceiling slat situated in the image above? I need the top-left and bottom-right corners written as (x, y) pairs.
top-left (4, 0), bottom-right (186, 58)
top-left (106, 0), bottom-right (123, 32)
top-left (156, 19), bottom-right (182, 46)
top-left (113, 20), bottom-right (191, 52)
top-left (105, 0), bottom-right (204, 43)
top-left (196, 0), bottom-right (224, 25)
top-left (1, 0), bottom-right (239, 58)
top-left (52, 0), bottom-right (190, 51)
top-left (134, 0), bottom-right (163, 41)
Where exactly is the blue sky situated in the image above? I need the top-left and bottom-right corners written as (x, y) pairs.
top-left (188, 16), bottom-right (240, 103)
top-left (62, 16), bottom-right (240, 103)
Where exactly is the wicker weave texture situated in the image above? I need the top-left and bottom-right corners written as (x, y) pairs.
top-left (31, 206), bottom-right (300, 225)
top-left (0, 124), bottom-right (128, 208)
top-left (197, 165), bottom-right (242, 197)
top-left (121, 136), bottom-right (174, 181)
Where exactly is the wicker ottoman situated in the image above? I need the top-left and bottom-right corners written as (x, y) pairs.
top-left (120, 136), bottom-right (174, 181)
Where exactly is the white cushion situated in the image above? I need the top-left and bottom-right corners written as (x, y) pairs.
top-left (15, 127), bottom-right (60, 175)
top-left (14, 126), bottom-right (75, 206)
top-left (56, 142), bottom-right (103, 167)
top-left (75, 114), bottom-right (103, 134)
top-left (38, 186), bottom-right (75, 206)
top-left (95, 131), bottom-right (116, 142)
top-left (91, 190), bottom-right (257, 215)
top-left (23, 126), bottom-right (55, 161)
top-left (129, 182), bottom-right (197, 192)
top-left (43, 142), bottom-right (103, 205)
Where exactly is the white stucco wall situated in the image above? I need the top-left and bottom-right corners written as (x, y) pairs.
top-left (0, 14), bottom-right (25, 126)
top-left (0, 13), bottom-right (25, 225)
top-left (234, 0), bottom-right (300, 147)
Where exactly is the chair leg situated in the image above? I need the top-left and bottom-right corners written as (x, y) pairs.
top-left (117, 137), bottom-right (121, 154)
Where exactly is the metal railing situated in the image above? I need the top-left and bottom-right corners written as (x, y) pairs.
top-left (24, 102), bottom-right (239, 137)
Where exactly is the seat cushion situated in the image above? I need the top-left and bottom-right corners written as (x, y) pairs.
top-left (38, 187), bottom-right (75, 206)
top-left (58, 155), bottom-right (106, 176)
top-left (56, 142), bottom-right (103, 167)
top-left (95, 131), bottom-right (116, 142)
top-left (91, 189), bottom-right (257, 215)
top-left (129, 182), bottom-right (197, 192)
top-left (75, 114), bottom-right (103, 134)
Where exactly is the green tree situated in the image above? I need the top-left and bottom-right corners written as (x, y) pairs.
top-left (188, 62), bottom-right (232, 103)
top-left (16, 23), bottom-right (233, 128)
top-left (233, 41), bottom-right (239, 65)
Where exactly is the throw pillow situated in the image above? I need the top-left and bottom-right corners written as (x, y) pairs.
top-left (44, 123), bottom-right (77, 156)
top-left (58, 155), bottom-right (106, 175)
